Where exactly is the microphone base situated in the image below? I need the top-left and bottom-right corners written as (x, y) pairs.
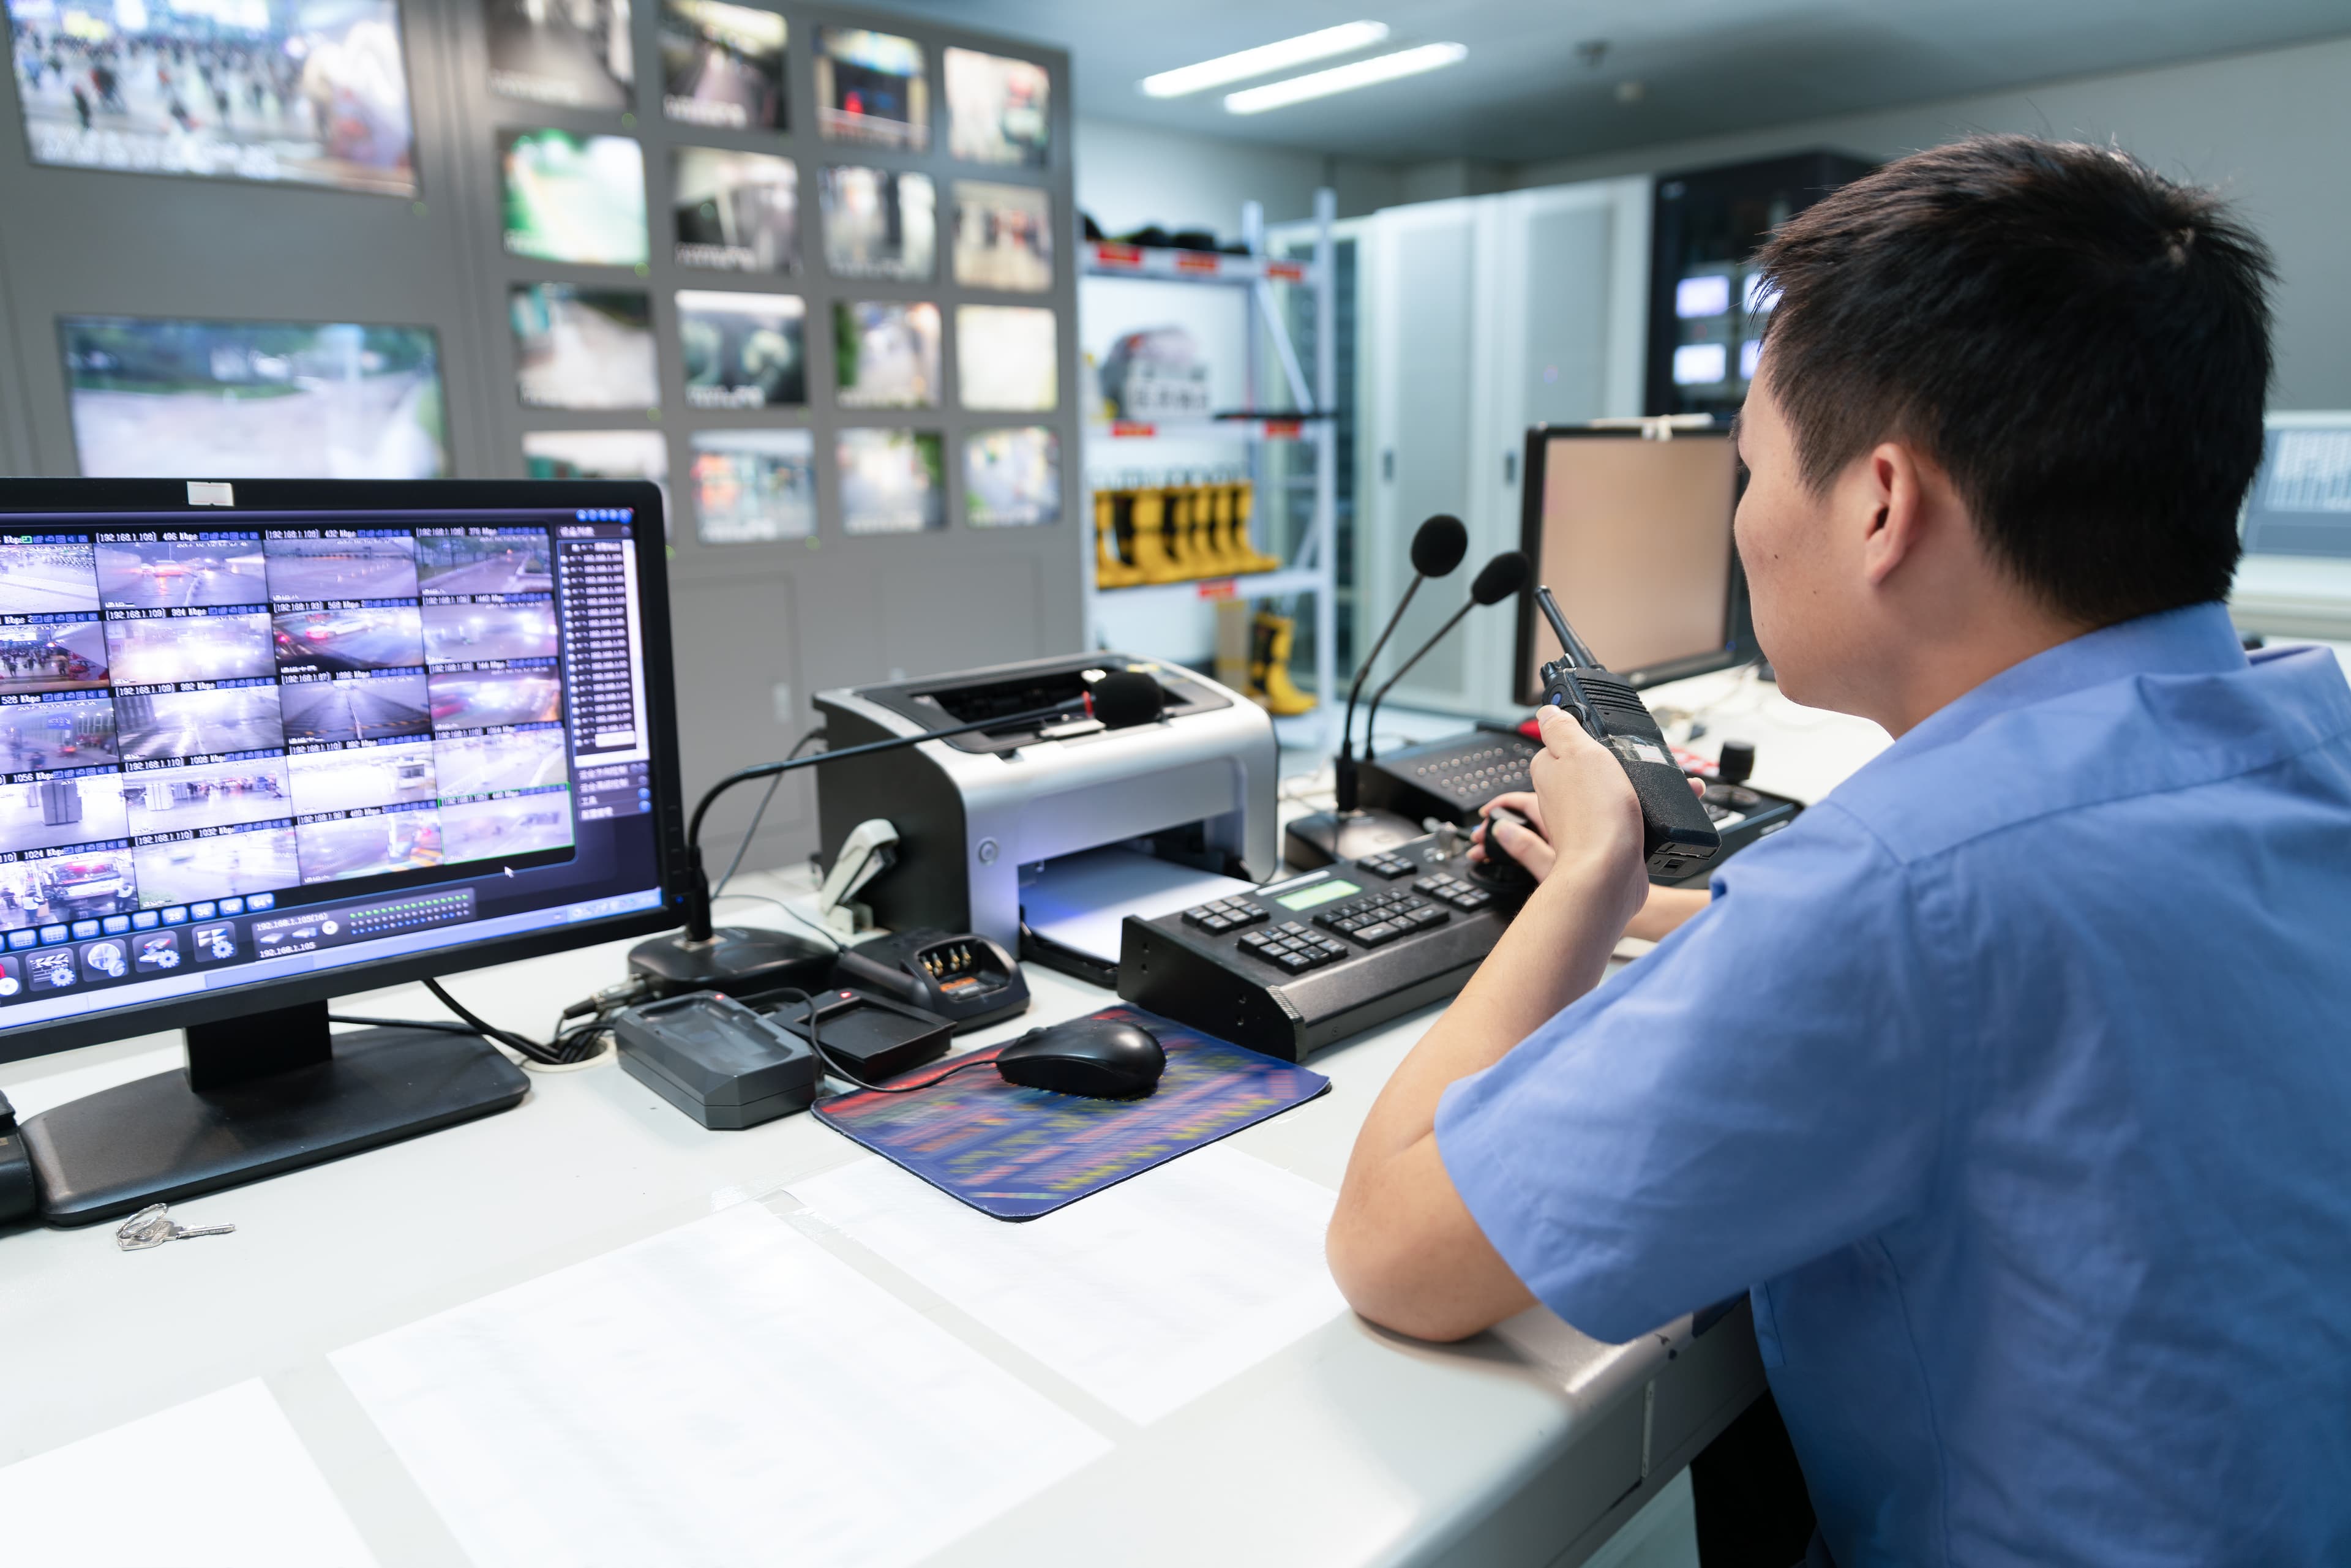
top-left (628, 925), bottom-right (836, 1003)
top-left (1283, 808), bottom-right (1422, 871)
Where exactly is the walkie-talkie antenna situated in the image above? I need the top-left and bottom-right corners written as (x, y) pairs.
top-left (1535, 585), bottom-right (1600, 669)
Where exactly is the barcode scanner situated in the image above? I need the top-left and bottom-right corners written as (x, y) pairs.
top-left (1534, 585), bottom-right (1722, 877)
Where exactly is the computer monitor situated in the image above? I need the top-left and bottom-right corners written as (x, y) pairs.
top-left (0, 479), bottom-right (684, 1224)
top-left (2229, 412), bottom-right (2351, 641)
top-left (1514, 422), bottom-right (1749, 702)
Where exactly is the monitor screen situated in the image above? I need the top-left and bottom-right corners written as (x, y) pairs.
top-left (0, 484), bottom-right (675, 1058)
top-left (1517, 427), bottom-right (1742, 697)
top-left (2240, 419), bottom-right (2351, 558)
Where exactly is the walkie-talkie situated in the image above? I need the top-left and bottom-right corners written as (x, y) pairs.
top-left (1533, 585), bottom-right (1722, 876)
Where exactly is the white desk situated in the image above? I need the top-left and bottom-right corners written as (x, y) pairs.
top-left (0, 677), bottom-right (1891, 1568)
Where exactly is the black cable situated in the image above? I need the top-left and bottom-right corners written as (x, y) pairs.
top-left (426, 977), bottom-right (576, 1066)
top-left (767, 987), bottom-right (1000, 1096)
top-left (712, 725), bottom-right (825, 901)
top-left (328, 1014), bottom-right (481, 1037)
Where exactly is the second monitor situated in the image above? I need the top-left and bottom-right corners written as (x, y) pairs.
top-left (1513, 421), bottom-right (1748, 702)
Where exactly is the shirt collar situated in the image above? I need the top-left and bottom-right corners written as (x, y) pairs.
top-left (1886, 601), bottom-right (2248, 761)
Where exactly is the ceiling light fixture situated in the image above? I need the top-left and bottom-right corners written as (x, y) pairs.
top-left (1223, 42), bottom-right (1468, 115)
top-left (1139, 21), bottom-right (1391, 99)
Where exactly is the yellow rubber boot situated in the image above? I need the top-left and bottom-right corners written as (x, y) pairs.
top-left (1095, 489), bottom-right (1144, 587)
top-left (1203, 484), bottom-right (1248, 575)
top-left (1128, 486), bottom-right (1183, 583)
top-left (1164, 486), bottom-right (1204, 579)
top-left (1250, 610), bottom-right (1318, 715)
top-left (1232, 481), bottom-right (1281, 572)
top-left (1183, 486), bottom-right (1222, 577)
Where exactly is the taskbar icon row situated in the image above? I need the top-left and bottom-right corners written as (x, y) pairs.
top-left (0, 918), bottom-right (244, 1001)
top-left (1, 891), bottom-right (278, 952)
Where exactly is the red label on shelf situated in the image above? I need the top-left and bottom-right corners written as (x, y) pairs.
top-left (1109, 421), bottom-right (1157, 438)
top-left (1093, 243), bottom-right (1144, 267)
top-left (1262, 419), bottom-right (1303, 438)
top-left (1266, 261), bottom-right (1307, 283)
top-left (1174, 252), bottom-right (1221, 275)
top-left (1196, 579), bottom-right (1240, 599)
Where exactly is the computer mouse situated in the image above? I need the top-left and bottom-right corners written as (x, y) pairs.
top-left (995, 1018), bottom-right (1166, 1099)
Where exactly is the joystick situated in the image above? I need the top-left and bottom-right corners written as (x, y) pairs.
top-left (1472, 805), bottom-right (1539, 895)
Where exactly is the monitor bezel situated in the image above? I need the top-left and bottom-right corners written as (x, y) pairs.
top-left (1513, 422), bottom-right (1755, 703)
top-left (0, 478), bottom-right (689, 1065)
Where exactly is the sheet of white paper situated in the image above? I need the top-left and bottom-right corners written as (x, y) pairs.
top-left (793, 1144), bottom-right (1348, 1425)
top-left (1018, 844), bottom-right (1256, 966)
top-left (331, 1204), bottom-right (1109, 1568)
top-left (0, 1379), bottom-right (376, 1568)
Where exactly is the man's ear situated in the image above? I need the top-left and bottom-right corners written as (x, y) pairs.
top-left (1856, 440), bottom-right (1935, 588)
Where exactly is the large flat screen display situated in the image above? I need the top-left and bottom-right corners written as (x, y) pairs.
top-left (6, 0), bottom-right (418, 194)
top-left (0, 489), bottom-right (671, 1047)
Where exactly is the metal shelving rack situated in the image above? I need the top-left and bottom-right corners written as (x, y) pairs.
top-left (1079, 189), bottom-right (1339, 749)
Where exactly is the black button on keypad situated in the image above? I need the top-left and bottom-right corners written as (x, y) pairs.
top-left (1358, 852), bottom-right (1415, 880)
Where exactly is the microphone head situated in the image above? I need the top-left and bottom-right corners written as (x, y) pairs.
top-left (1083, 668), bottom-right (1167, 729)
top-left (1410, 515), bottom-right (1468, 578)
top-left (1472, 550), bottom-right (1531, 606)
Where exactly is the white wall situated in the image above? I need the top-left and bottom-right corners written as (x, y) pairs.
top-left (1506, 32), bottom-right (2351, 410)
top-left (1074, 117), bottom-right (1401, 238)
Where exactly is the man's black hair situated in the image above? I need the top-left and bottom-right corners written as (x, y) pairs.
top-left (1752, 135), bottom-right (2274, 627)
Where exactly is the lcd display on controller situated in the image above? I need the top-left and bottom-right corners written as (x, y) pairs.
top-left (1275, 879), bottom-right (1359, 912)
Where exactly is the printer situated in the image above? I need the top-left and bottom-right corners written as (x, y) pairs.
top-left (814, 653), bottom-right (1278, 973)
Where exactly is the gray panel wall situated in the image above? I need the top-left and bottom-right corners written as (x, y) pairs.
top-left (0, 0), bottom-right (1082, 877)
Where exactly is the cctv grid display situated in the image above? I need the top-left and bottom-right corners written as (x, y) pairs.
top-left (0, 0), bottom-right (1074, 541)
top-left (0, 511), bottom-right (652, 1009)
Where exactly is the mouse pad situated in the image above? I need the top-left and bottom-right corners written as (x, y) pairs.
top-left (811, 1006), bottom-right (1332, 1220)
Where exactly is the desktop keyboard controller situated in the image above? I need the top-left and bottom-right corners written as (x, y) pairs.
top-left (1118, 837), bottom-right (1531, 1061)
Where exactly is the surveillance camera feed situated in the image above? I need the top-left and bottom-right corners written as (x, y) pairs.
top-left (482, 0), bottom-right (631, 110)
top-left (954, 304), bottom-right (1056, 412)
top-left (951, 179), bottom-right (1052, 292)
top-left (500, 127), bottom-right (647, 268)
top-left (943, 47), bottom-right (1046, 168)
top-left (672, 146), bottom-right (797, 273)
top-left (6, 0), bottom-right (418, 194)
top-left (508, 283), bottom-right (658, 411)
top-left (677, 290), bottom-right (803, 409)
top-left (819, 164), bottom-right (934, 281)
top-left (61, 317), bottom-right (448, 481)
top-left (814, 25), bottom-right (923, 149)
top-left (833, 300), bottom-right (939, 410)
top-left (964, 427), bottom-right (1057, 528)
top-left (687, 428), bottom-right (812, 545)
top-left (837, 428), bottom-right (942, 535)
top-left (659, 0), bottom-right (781, 130)
top-left (522, 429), bottom-right (666, 488)
top-left (0, 505), bottom-right (661, 1026)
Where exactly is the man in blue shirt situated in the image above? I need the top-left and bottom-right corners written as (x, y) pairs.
top-left (1327, 137), bottom-right (2351, 1566)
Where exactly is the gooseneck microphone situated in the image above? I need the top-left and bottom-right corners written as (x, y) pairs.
top-left (1360, 551), bottom-right (1530, 763)
top-left (631, 669), bottom-right (1166, 994)
top-left (1337, 514), bottom-right (1465, 812)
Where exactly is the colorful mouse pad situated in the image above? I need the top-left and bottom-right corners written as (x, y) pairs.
top-left (812, 1005), bottom-right (1332, 1220)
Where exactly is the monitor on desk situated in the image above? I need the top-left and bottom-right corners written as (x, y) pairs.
top-left (1513, 421), bottom-right (1750, 702)
top-left (2229, 412), bottom-right (2351, 640)
top-left (0, 478), bottom-right (685, 1224)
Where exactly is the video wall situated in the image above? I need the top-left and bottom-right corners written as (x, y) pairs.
top-left (2, 1), bottom-right (1068, 545)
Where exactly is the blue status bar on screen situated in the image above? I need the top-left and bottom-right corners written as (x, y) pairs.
top-left (574, 509), bottom-right (634, 523)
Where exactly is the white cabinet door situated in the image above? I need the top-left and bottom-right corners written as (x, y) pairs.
top-left (1361, 177), bottom-right (1651, 723)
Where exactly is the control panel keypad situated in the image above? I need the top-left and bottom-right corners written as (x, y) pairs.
top-left (1356, 852), bottom-right (1417, 880)
top-left (1238, 923), bottom-right (1350, 973)
top-left (1313, 889), bottom-right (1449, 947)
top-left (1412, 872), bottom-right (1494, 911)
top-left (1182, 898), bottom-right (1269, 934)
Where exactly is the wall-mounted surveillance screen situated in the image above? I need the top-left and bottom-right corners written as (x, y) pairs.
top-left (677, 290), bottom-right (804, 410)
top-left (815, 26), bottom-right (925, 149)
top-left (833, 301), bottom-right (939, 410)
top-left (484, 0), bottom-right (631, 109)
top-left (964, 427), bottom-right (1058, 528)
top-left (508, 284), bottom-right (658, 411)
top-left (672, 147), bottom-right (798, 273)
top-left (819, 165), bottom-right (935, 281)
top-left (7, 0), bottom-right (418, 194)
top-left (660, 0), bottom-right (784, 130)
top-left (838, 429), bottom-right (942, 534)
top-left (1671, 342), bottom-right (1727, 387)
top-left (943, 47), bottom-right (1046, 168)
top-left (522, 430), bottom-right (668, 489)
top-left (500, 128), bottom-right (648, 268)
top-left (689, 428), bottom-right (815, 544)
top-left (954, 305), bottom-right (1056, 412)
top-left (59, 317), bottom-right (447, 479)
top-left (951, 180), bottom-right (1052, 293)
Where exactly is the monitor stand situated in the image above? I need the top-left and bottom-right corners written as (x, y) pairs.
top-left (20, 1000), bottom-right (530, 1227)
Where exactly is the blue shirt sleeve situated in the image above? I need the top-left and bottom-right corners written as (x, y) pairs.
top-left (1434, 803), bottom-right (1957, 1343)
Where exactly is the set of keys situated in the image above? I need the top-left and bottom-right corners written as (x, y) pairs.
top-left (114, 1202), bottom-right (236, 1252)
